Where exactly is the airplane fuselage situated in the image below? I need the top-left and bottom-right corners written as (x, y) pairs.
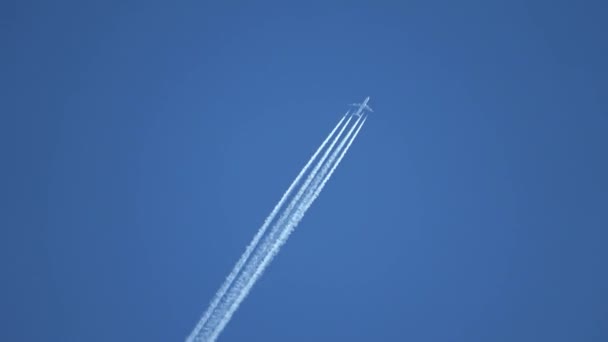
top-left (351, 96), bottom-right (372, 117)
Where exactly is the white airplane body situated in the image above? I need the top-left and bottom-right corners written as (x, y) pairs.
top-left (350, 96), bottom-right (373, 117)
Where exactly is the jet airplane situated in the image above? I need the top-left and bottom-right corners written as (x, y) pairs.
top-left (350, 96), bottom-right (373, 117)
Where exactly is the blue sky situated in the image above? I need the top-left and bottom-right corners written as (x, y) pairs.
top-left (2, 1), bottom-right (607, 341)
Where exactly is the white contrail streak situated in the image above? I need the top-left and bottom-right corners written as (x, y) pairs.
top-left (207, 115), bottom-right (366, 341)
top-left (200, 116), bottom-right (354, 341)
top-left (306, 116), bottom-right (367, 211)
top-left (186, 113), bottom-right (352, 342)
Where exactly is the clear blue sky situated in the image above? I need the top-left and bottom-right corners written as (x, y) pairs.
top-left (2, 1), bottom-right (607, 341)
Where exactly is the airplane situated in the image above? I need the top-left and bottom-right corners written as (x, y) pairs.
top-left (350, 96), bottom-right (373, 117)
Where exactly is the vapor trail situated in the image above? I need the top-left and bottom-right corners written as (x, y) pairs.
top-left (207, 115), bottom-right (366, 341)
top-left (306, 116), bottom-right (367, 211)
top-left (185, 113), bottom-right (349, 342)
top-left (199, 116), bottom-right (354, 341)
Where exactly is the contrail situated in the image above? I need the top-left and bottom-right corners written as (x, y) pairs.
top-left (306, 116), bottom-right (368, 213)
top-left (207, 115), bottom-right (366, 341)
top-left (199, 115), bottom-right (354, 341)
top-left (187, 97), bottom-right (371, 341)
top-left (186, 113), bottom-right (349, 341)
